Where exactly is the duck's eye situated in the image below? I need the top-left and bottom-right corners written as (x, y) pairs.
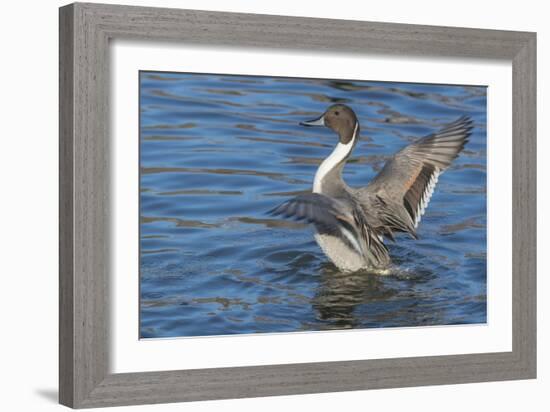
top-left (334, 111), bottom-right (339, 116)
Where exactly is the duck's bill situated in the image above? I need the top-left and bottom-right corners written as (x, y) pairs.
top-left (299, 115), bottom-right (325, 127)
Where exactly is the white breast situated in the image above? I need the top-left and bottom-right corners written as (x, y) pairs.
top-left (314, 233), bottom-right (367, 272)
top-left (313, 122), bottom-right (358, 193)
top-left (311, 122), bottom-right (366, 271)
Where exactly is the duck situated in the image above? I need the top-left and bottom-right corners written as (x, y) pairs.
top-left (268, 104), bottom-right (473, 272)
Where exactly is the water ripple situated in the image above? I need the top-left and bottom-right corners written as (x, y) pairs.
top-left (140, 72), bottom-right (487, 338)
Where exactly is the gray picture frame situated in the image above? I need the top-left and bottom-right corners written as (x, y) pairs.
top-left (59, 2), bottom-right (537, 408)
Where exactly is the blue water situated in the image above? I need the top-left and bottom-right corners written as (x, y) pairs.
top-left (139, 71), bottom-right (487, 338)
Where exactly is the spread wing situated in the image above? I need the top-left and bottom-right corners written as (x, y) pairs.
top-left (268, 193), bottom-right (388, 263)
top-left (365, 116), bottom-right (473, 235)
top-left (268, 193), bottom-right (347, 231)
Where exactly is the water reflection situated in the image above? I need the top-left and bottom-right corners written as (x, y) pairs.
top-left (313, 265), bottom-right (395, 329)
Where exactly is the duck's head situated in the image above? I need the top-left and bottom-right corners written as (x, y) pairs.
top-left (300, 104), bottom-right (359, 144)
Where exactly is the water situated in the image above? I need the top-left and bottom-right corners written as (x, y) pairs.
top-left (139, 71), bottom-right (487, 338)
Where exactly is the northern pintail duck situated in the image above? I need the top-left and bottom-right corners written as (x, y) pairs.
top-left (269, 104), bottom-right (473, 272)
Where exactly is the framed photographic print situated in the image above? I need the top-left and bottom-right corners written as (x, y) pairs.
top-left (59, 2), bottom-right (536, 408)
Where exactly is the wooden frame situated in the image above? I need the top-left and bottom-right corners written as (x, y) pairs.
top-left (59, 2), bottom-right (536, 408)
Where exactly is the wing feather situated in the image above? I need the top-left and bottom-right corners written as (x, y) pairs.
top-left (268, 193), bottom-right (348, 232)
top-left (365, 116), bottom-right (473, 232)
top-left (268, 193), bottom-right (389, 265)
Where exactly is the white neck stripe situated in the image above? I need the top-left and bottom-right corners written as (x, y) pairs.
top-left (313, 122), bottom-right (358, 193)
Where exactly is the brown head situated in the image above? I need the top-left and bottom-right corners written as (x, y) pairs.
top-left (300, 104), bottom-right (359, 144)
